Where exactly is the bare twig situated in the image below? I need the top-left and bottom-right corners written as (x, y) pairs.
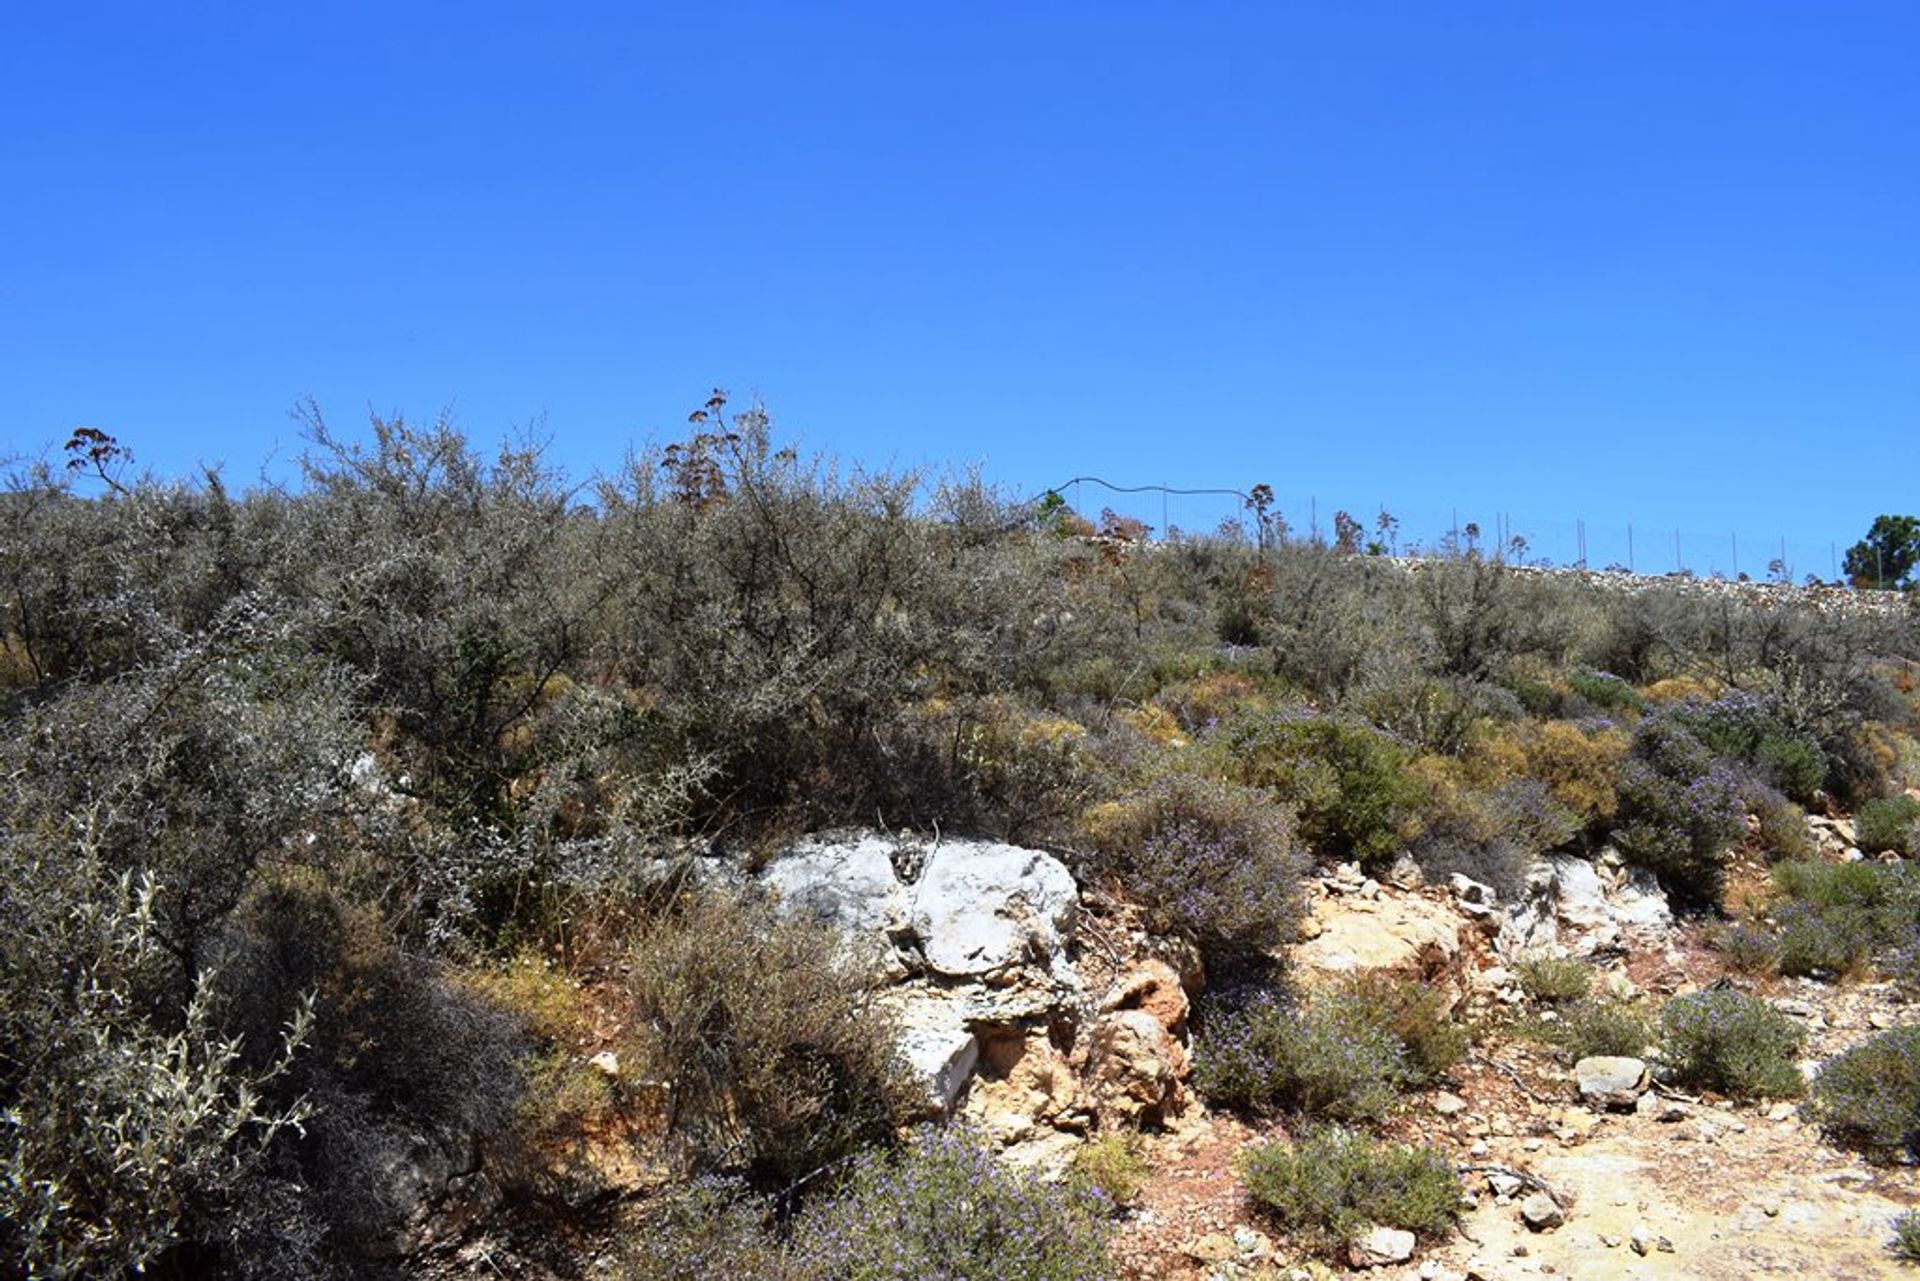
top-left (1458, 1162), bottom-right (1569, 1207)
top-left (1470, 1050), bottom-right (1557, 1105)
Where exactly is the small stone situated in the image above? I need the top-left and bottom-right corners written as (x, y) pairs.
top-left (1432, 1091), bottom-right (1469, 1116)
top-left (1601, 971), bottom-right (1641, 1001)
top-left (1520, 1192), bottom-right (1564, 1231)
top-left (1638, 1093), bottom-right (1690, 1122)
top-left (587, 1049), bottom-right (620, 1077)
top-left (1450, 873), bottom-right (1498, 905)
top-left (1349, 1224), bottom-right (1416, 1268)
top-left (1630, 1225), bottom-right (1653, 1256)
top-left (1184, 1232), bottom-right (1237, 1264)
top-left (1600, 1233), bottom-right (1622, 1248)
top-left (1766, 1101), bottom-right (1796, 1122)
top-left (1487, 1173), bottom-right (1524, 1198)
top-left (1575, 1056), bottom-right (1650, 1109)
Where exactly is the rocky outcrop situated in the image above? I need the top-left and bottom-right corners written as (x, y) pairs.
top-left (1501, 850), bottom-right (1673, 959)
top-left (760, 832), bottom-right (1185, 1134)
top-left (761, 833), bottom-right (910, 936)
top-left (907, 840), bottom-right (1079, 981)
top-left (965, 1029), bottom-right (1081, 1143)
top-left (888, 993), bottom-right (983, 1113)
top-left (1291, 871), bottom-right (1472, 1009)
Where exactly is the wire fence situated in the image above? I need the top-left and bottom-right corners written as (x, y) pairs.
top-left (1044, 476), bottom-right (1862, 587)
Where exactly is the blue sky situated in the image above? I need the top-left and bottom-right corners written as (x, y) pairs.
top-left (3, 3), bottom-right (1915, 573)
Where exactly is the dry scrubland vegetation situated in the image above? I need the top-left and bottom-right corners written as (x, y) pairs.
top-left (5, 400), bottom-right (1920, 1278)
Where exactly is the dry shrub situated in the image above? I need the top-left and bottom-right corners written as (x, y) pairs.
top-left (1154, 671), bottom-right (1270, 735)
top-left (1752, 793), bottom-right (1816, 862)
top-left (626, 889), bottom-right (913, 1189)
top-left (1467, 719), bottom-right (1630, 827)
top-left (1644, 676), bottom-right (1722, 704)
top-left (215, 874), bottom-right (530, 1264)
top-left (1410, 754), bottom-right (1579, 897)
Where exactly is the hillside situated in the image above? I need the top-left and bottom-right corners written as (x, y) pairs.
top-left (4, 409), bottom-right (1920, 1280)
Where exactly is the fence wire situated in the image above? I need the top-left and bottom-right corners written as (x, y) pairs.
top-left (1042, 476), bottom-right (1860, 586)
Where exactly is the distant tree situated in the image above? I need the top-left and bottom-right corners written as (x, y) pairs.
top-left (1843, 515), bottom-right (1920, 589)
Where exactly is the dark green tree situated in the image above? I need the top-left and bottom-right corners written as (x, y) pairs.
top-left (1844, 515), bottom-right (1920, 589)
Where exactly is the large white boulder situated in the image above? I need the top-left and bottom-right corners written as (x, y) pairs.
top-left (887, 991), bottom-right (980, 1115)
top-left (758, 832), bottom-right (1086, 1113)
top-left (906, 840), bottom-right (1079, 980)
top-left (1501, 852), bottom-right (1673, 958)
top-left (760, 833), bottom-right (909, 936)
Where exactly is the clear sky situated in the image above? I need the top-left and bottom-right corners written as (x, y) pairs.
top-left (4, 3), bottom-right (1916, 573)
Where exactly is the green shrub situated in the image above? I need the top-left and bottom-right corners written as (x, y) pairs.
top-left (1890, 939), bottom-right (1920, 996)
top-left (0, 849), bottom-right (312, 1279)
top-left (1773, 901), bottom-right (1877, 978)
top-left (1611, 715), bottom-right (1747, 910)
top-left (1332, 973), bottom-right (1468, 1086)
top-left (1516, 953), bottom-right (1595, 1004)
top-left (1238, 1125), bottom-right (1463, 1254)
top-left (1567, 668), bottom-right (1645, 714)
top-left (622, 1129), bottom-right (1116, 1281)
top-left (1065, 1131), bottom-right (1150, 1210)
top-left (1550, 998), bottom-right (1654, 1063)
top-left (1806, 1025), bottom-right (1920, 1160)
top-left (1715, 924), bottom-right (1782, 977)
top-left (1191, 989), bottom-right (1407, 1121)
top-left (623, 1177), bottom-right (787, 1281)
top-left (1767, 860), bottom-right (1920, 982)
top-left (1358, 672), bottom-right (1525, 756)
top-left (788, 1126), bottom-right (1114, 1281)
top-left (1773, 858), bottom-right (1918, 914)
top-left (1657, 989), bottom-right (1805, 1099)
top-left (1672, 691), bottom-right (1827, 803)
top-left (1752, 793), bottom-right (1816, 863)
top-left (1207, 712), bottom-right (1426, 869)
top-left (1890, 1209), bottom-right (1920, 1264)
top-left (1858, 795), bottom-right (1920, 855)
top-left (626, 889), bottom-right (913, 1188)
top-left (1080, 772), bottom-right (1306, 973)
